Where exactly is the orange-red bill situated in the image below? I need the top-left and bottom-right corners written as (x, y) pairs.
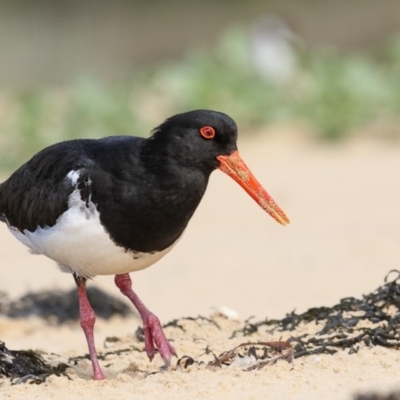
top-left (217, 150), bottom-right (290, 226)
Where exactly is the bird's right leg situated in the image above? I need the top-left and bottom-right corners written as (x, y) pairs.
top-left (73, 273), bottom-right (105, 380)
top-left (114, 273), bottom-right (176, 364)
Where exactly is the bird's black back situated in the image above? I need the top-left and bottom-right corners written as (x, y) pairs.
top-left (0, 135), bottom-right (209, 253)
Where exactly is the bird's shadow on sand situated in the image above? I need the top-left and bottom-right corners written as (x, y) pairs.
top-left (0, 286), bottom-right (134, 324)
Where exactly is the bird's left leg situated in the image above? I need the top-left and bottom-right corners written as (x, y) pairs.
top-left (74, 274), bottom-right (105, 380)
top-left (114, 273), bottom-right (176, 364)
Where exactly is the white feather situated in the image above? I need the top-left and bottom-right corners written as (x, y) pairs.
top-left (66, 170), bottom-right (80, 186)
top-left (8, 187), bottom-right (177, 278)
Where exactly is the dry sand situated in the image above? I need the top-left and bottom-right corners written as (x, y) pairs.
top-left (1, 128), bottom-right (400, 399)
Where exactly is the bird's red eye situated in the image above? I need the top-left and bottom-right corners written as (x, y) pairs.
top-left (200, 126), bottom-right (216, 140)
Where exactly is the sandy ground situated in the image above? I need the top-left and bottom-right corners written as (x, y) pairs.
top-left (1, 128), bottom-right (400, 399)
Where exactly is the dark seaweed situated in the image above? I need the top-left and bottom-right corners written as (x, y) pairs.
top-left (231, 270), bottom-right (400, 358)
top-left (0, 341), bottom-right (70, 384)
top-left (163, 315), bottom-right (221, 332)
top-left (68, 346), bottom-right (141, 364)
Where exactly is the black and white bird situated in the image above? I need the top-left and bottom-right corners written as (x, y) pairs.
top-left (0, 110), bottom-right (289, 380)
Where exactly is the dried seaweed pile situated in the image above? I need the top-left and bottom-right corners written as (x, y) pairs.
top-left (0, 341), bottom-right (69, 384)
top-left (232, 270), bottom-right (400, 358)
top-left (177, 340), bottom-right (294, 372)
top-left (0, 286), bottom-right (133, 323)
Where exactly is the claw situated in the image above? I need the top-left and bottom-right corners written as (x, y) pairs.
top-left (114, 274), bottom-right (176, 365)
top-left (142, 312), bottom-right (176, 364)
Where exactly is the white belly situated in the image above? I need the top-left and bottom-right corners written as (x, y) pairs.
top-left (8, 190), bottom-right (177, 278)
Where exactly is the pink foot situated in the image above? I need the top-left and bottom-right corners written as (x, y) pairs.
top-left (141, 311), bottom-right (176, 364)
top-left (115, 273), bottom-right (176, 364)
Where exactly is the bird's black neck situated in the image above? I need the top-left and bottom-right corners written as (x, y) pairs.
top-left (94, 136), bottom-right (212, 252)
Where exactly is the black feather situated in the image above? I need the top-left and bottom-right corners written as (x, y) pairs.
top-left (0, 110), bottom-right (238, 253)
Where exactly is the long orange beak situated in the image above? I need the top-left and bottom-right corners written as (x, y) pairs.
top-left (217, 150), bottom-right (289, 226)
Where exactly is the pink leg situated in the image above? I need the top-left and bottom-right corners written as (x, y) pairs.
top-left (74, 275), bottom-right (105, 380)
top-left (114, 273), bottom-right (176, 364)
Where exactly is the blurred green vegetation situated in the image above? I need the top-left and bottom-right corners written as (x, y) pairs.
top-left (1, 27), bottom-right (400, 170)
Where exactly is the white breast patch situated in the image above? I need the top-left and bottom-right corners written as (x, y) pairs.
top-left (8, 189), bottom-right (177, 278)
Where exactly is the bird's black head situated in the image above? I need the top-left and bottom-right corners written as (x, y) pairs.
top-left (147, 109), bottom-right (238, 173)
top-left (144, 109), bottom-right (290, 226)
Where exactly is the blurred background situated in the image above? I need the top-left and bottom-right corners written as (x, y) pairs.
top-left (1, 0), bottom-right (400, 330)
top-left (2, 0), bottom-right (400, 168)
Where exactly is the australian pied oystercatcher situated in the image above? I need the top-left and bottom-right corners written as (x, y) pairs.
top-left (0, 110), bottom-right (289, 380)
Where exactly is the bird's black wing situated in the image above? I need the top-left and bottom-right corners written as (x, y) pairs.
top-left (0, 139), bottom-right (97, 232)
